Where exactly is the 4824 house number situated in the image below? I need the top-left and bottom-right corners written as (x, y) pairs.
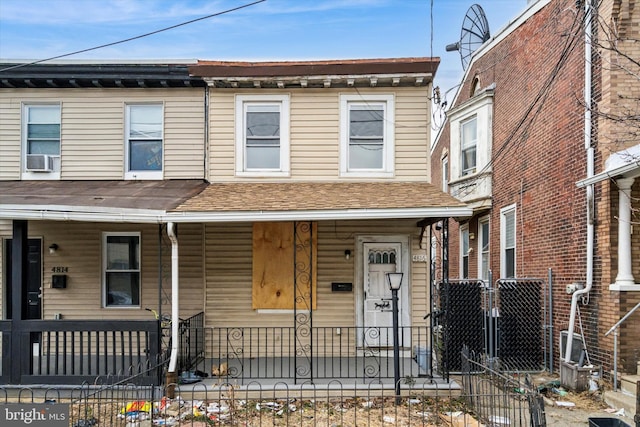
top-left (51, 266), bottom-right (68, 273)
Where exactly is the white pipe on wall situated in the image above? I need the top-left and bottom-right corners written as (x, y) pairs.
top-left (565, 0), bottom-right (594, 364)
top-left (167, 222), bottom-right (179, 373)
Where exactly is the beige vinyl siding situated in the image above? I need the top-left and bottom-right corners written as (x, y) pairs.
top-left (0, 95), bottom-right (21, 180)
top-left (0, 88), bottom-right (205, 180)
top-left (395, 89), bottom-right (430, 180)
top-left (0, 221), bottom-right (204, 321)
top-left (203, 219), bottom-right (430, 357)
top-left (208, 94), bottom-right (236, 180)
top-left (207, 87), bottom-right (432, 182)
top-left (203, 219), bottom-right (428, 327)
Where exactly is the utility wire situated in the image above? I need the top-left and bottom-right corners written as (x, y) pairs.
top-left (0, 0), bottom-right (266, 73)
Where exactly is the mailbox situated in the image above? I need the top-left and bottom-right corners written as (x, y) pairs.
top-left (52, 274), bottom-right (67, 289)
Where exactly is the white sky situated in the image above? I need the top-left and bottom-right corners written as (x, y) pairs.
top-left (0, 0), bottom-right (527, 122)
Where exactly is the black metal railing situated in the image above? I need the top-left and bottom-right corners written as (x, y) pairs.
top-left (178, 311), bottom-right (205, 372)
top-left (206, 325), bottom-right (431, 383)
top-left (461, 345), bottom-right (546, 427)
top-left (2, 319), bottom-right (160, 385)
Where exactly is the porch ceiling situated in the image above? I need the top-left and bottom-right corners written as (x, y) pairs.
top-left (0, 180), bottom-right (472, 223)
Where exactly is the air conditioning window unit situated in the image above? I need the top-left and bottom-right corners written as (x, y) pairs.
top-left (26, 154), bottom-right (54, 172)
top-left (560, 330), bottom-right (586, 364)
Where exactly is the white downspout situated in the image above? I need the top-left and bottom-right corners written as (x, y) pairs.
top-left (167, 222), bottom-right (179, 373)
top-left (565, 0), bottom-right (593, 363)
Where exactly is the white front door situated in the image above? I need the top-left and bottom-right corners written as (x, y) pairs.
top-left (363, 242), bottom-right (403, 347)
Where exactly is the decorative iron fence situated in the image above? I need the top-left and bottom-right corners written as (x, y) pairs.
top-left (0, 348), bottom-right (548, 427)
top-left (205, 325), bottom-right (431, 384)
top-left (461, 345), bottom-right (547, 427)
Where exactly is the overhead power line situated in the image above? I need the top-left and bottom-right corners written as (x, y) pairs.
top-left (0, 0), bottom-right (266, 73)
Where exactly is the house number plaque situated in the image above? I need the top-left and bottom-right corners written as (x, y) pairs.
top-left (51, 266), bottom-right (69, 273)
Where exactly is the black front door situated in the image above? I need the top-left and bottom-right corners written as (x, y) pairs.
top-left (4, 238), bottom-right (42, 320)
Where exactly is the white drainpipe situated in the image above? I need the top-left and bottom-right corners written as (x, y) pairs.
top-left (565, 0), bottom-right (593, 363)
top-left (167, 222), bottom-right (179, 373)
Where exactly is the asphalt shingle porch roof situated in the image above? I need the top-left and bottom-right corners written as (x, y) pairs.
top-left (174, 181), bottom-right (467, 212)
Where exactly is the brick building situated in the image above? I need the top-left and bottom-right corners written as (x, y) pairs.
top-left (431, 0), bottom-right (639, 389)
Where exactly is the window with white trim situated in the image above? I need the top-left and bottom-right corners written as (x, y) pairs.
top-left (478, 216), bottom-right (490, 281)
top-left (500, 205), bottom-right (516, 278)
top-left (442, 155), bottom-right (449, 193)
top-left (103, 233), bottom-right (140, 307)
top-left (340, 94), bottom-right (394, 177)
top-left (22, 104), bottom-right (61, 177)
top-left (235, 95), bottom-right (290, 176)
top-left (461, 116), bottom-right (477, 175)
top-left (125, 104), bottom-right (163, 180)
top-left (460, 224), bottom-right (470, 279)
top-left (447, 89), bottom-right (493, 184)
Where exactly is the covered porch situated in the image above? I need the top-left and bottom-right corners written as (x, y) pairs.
top-left (0, 180), bottom-right (471, 388)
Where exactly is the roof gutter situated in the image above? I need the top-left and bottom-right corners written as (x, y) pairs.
top-left (0, 205), bottom-right (473, 223)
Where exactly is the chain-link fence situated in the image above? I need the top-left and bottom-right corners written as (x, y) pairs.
top-left (433, 278), bottom-right (546, 376)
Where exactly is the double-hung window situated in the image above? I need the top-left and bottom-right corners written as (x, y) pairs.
top-left (461, 116), bottom-right (477, 175)
top-left (23, 104), bottom-right (61, 176)
top-left (103, 233), bottom-right (140, 307)
top-left (460, 224), bottom-right (470, 279)
top-left (501, 205), bottom-right (516, 278)
top-left (126, 104), bottom-right (163, 179)
top-left (478, 216), bottom-right (490, 281)
top-left (340, 94), bottom-right (394, 177)
top-left (236, 95), bottom-right (290, 176)
top-left (442, 155), bottom-right (449, 193)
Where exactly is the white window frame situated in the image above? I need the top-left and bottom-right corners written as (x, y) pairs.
top-left (460, 116), bottom-right (477, 176)
top-left (500, 204), bottom-right (516, 278)
top-left (103, 232), bottom-right (141, 308)
top-left (447, 90), bottom-right (493, 182)
top-left (478, 215), bottom-right (490, 282)
top-left (235, 94), bottom-right (290, 177)
top-left (460, 224), bottom-right (470, 279)
top-left (21, 103), bottom-right (61, 180)
top-left (340, 94), bottom-right (395, 177)
top-left (442, 155), bottom-right (449, 193)
top-left (125, 103), bottom-right (164, 180)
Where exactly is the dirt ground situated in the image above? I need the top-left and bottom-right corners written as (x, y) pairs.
top-left (533, 373), bottom-right (635, 427)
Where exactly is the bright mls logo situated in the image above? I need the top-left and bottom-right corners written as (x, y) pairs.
top-left (2, 403), bottom-right (68, 426)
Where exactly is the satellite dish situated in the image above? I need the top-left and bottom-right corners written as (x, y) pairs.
top-left (445, 4), bottom-right (491, 70)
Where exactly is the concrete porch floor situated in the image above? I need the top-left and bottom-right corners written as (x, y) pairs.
top-left (174, 355), bottom-right (460, 398)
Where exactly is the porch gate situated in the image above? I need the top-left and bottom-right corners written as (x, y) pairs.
top-left (433, 278), bottom-right (545, 375)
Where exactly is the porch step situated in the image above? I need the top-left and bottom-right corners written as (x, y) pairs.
top-left (604, 389), bottom-right (637, 420)
top-left (620, 374), bottom-right (640, 396)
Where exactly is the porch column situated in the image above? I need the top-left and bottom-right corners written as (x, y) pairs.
top-left (10, 220), bottom-right (28, 384)
top-left (615, 177), bottom-right (636, 287)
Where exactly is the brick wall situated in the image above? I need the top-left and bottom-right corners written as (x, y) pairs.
top-left (431, 0), bottom-right (640, 375)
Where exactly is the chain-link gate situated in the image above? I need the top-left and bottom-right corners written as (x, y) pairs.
top-left (433, 278), bottom-right (546, 375)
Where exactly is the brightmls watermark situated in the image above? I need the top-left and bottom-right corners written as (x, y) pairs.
top-left (1, 403), bottom-right (69, 426)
